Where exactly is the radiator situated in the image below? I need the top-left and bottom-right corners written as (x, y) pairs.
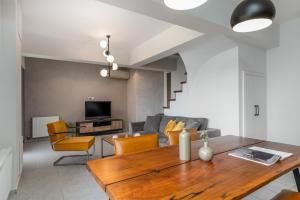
top-left (32, 116), bottom-right (60, 138)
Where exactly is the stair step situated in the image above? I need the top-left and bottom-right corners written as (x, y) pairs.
top-left (174, 90), bottom-right (183, 93)
top-left (163, 106), bottom-right (170, 109)
top-left (169, 99), bottom-right (176, 101)
top-left (180, 81), bottom-right (187, 84)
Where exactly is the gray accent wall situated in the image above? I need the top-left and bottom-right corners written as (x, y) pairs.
top-left (24, 58), bottom-right (164, 139)
top-left (24, 58), bottom-right (128, 139)
top-left (127, 70), bottom-right (164, 123)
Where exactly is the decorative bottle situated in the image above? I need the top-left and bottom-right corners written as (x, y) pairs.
top-left (199, 141), bottom-right (213, 161)
top-left (179, 128), bottom-right (191, 161)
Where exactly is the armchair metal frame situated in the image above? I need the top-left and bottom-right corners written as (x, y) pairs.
top-left (47, 121), bottom-right (96, 166)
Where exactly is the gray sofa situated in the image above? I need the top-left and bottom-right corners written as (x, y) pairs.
top-left (129, 114), bottom-right (221, 146)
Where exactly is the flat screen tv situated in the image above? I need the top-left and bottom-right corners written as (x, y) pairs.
top-left (85, 101), bottom-right (111, 119)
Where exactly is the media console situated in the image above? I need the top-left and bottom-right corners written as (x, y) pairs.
top-left (76, 119), bottom-right (123, 136)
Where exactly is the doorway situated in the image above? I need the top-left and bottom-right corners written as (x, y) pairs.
top-left (242, 72), bottom-right (267, 140)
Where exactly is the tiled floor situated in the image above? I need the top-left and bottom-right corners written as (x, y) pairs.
top-left (9, 136), bottom-right (299, 200)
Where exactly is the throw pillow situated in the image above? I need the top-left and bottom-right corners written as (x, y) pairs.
top-left (185, 121), bottom-right (201, 130)
top-left (172, 121), bottom-right (185, 132)
top-left (164, 120), bottom-right (176, 136)
top-left (159, 116), bottom-right (176, 134)
top-left (143, 115), bottom-right (162, 133)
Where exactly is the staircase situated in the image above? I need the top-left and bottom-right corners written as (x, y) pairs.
top-left (163, 80), bottom-right (187, 109)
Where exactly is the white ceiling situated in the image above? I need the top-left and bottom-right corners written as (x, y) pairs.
top-left (22, 0), bottom-right (300, 69)
top-left (185, 0), bottom-right (300, 28)
top-left (22, 0), bottom-right (202, 66)
top-left (153, 0), bottom-right (300, 26)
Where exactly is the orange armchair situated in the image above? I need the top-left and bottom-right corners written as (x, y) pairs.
top-left (47, 120), bottom-right (95, 166)
top-left (272, 190), bottom-right (300, 200)
top-left (167, 128), bottom-right (199, 146)
top-left (114, 133), bottom-right (159, 156)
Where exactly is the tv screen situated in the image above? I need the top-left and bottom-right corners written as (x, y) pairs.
top-left (85, 101), bottom-right (111, 119)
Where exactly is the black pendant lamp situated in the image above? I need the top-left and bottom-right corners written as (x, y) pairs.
top-left (231, 0), bottom-right (276, 33)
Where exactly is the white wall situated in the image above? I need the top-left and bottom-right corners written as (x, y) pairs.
top-left (0, 0), bottom-right (23, 190)
top-left (267, 17), bottom-right (300, 145)
top-left (165, 36), bottom-right (240, 135)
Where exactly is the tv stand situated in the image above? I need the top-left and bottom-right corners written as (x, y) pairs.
top-left (76, 119), bottom-right (123, 136)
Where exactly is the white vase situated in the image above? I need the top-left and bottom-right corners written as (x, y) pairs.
top-left (179, 129), bottom-right (191, 161)
top-left (199, 141), bottom-right (213, 161)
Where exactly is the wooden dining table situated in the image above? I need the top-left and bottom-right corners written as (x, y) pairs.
top-left (87, 135), bottom-right (300, 200)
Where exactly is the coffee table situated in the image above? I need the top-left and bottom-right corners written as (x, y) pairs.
top-left (101, 133), bottom-right (130, 158)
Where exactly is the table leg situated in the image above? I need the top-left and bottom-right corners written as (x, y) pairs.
top-left (101, 138), bottom-right (104, 158)
top-left (293, 168), bottom-right (300, 192)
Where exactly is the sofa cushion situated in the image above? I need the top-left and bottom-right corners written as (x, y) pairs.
top-left (176, 117), bottom-right (208, 130)
top-left (143, 115), bottom-right (161, 133)
top-left (175, 117), bottom-right (189, 124)
top-left (159, 116), bottom-right (176, 134)
top-left (185, 120), bottom-right (201, 130)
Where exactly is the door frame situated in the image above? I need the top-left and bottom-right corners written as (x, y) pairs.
top-left (242, 71), bottom-right (266, 137)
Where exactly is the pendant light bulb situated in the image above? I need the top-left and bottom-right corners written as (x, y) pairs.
top-left (100, 40), bottom-right (108, 49)
top-left (112, 63), bottom-right (118, 71)
top-left (107, 55), bottom-right (115, 63)
top-left (100, 69), bottom-right (108, 77)
top-left (103, 50), bottom-right (109, 57)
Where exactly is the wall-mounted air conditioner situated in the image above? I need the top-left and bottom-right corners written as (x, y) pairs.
top-left (109, 70), bottom-right (130, 80)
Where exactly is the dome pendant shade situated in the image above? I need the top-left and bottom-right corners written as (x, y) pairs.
top-left (231, 0), bottom-right (276, 33)
top-left (164, 0), bottom-right (207, 10)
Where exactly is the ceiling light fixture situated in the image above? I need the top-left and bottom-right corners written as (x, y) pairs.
top-left (107, 55), bottom-right (114, 63)
top-left (100, 68), bottom-right (108, 77)
top-left (164, 0), bottom-right (207, 10)
top-left (100, 40), bottom-right (108, 49)
top-left (112, 63), bottom-right (118, 71)
top-left (99, 35), bottom-right (119, 78)
top-left (231, 0), bottom-right (276, 33)
top-left (103, 50), bottom-right (109, 57)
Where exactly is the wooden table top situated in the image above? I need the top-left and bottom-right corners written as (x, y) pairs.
top-left (88, 135), bottom-right (262, 189)
top-left (106, 141), bottom-right (300, 200)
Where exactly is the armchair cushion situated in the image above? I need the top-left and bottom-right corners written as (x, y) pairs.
top-left (53, 136), bottom-right (95, 151)
top-left (114, 133), bottom-right (159, 156)
top-left (168, 128), bottom-right (198, 146)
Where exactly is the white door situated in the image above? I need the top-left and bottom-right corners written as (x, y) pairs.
top-left (243, 72), bottom-right (267, 140)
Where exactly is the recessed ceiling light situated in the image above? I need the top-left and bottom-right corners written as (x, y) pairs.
top-left (231, 0), bottom-right (276, 33)
top-left (164, 0), bottom-right (208, 10)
